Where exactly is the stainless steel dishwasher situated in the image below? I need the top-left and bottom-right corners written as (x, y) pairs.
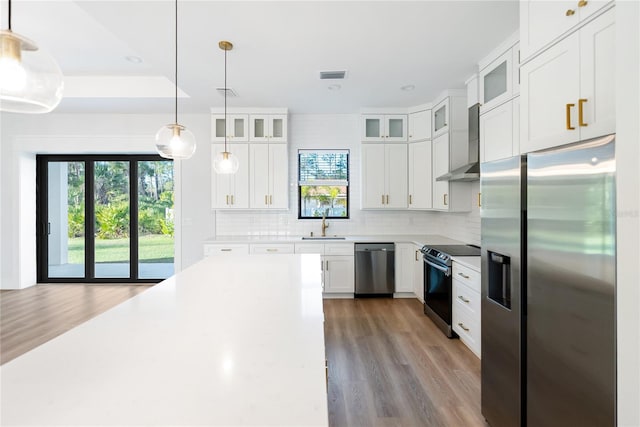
top-left (354, 243), bottom-right (395, 296)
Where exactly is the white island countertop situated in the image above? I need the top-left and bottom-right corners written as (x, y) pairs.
top-left (1, 255), bottom-right (328, 426)
top-left (204, 234), bottom-right (468, 247)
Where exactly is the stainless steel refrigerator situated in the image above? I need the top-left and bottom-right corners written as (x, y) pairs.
top-left (480, 134), bottom-right (616, 427)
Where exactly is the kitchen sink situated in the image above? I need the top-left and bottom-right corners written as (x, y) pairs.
top-left (301, 236), bottom-right (346, 240)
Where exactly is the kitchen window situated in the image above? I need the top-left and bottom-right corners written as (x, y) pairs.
top-left (298, 150), bottom-right (349, 219)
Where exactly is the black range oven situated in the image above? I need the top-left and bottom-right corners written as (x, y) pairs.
top-left (421, 244), bottom-right (480, 338)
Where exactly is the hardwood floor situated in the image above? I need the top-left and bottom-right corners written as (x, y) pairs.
top-left (0, 284), bottom-right (151, 365)
top-left (2, 286), bottom-right (485, 426)
top-left (324, 298), bottom-right (487, 427)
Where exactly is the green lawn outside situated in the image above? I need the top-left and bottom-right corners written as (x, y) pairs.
top-left (68, 234), bottom-right (174, 264)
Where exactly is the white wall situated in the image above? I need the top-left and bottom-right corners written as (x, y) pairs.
top-left (215, 114), bottom-right (481, 243)
top-left (616, 1), bottom-right (640, 425)
top-left (0, 113), bottom-right (214, 289)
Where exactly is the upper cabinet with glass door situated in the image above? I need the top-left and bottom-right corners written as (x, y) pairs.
top-left (361, 114), bottom-right (407, 142)
top-left (250, 114), bottom-right (287, 142)
top-left (211, 114), bottom-right (249, 142)
top-left (479, 38), bottom-right (519, 114)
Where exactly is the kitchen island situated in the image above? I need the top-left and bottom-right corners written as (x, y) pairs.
top-left (1, 254), bottom-right (328, 426)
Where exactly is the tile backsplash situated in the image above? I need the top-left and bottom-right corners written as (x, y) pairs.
top-left (213, 114), bottom-right (480, 246)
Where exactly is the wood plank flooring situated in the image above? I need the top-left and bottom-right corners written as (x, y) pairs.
top-left (324, 298), bottom-right (487, 427)
top-left (0, 284), bottom-right (151, 365)
top-left (1, 286), bottom-right (485, 426)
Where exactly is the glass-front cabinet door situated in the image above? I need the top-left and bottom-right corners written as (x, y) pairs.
top-left (385, 115), bottom-right (407, 142)
top-left (480, 47), bottom-right (514, 113)
top-left (361, 114), bottom-right (407, 142)
top-left (433, 98), bottom-right (449, 137)
top-left (250, 114), bottom-right (287, 142)
top-left (212, 114), bottom-right (248, 142)
top-left (362, 115), bottom-right (384, 141)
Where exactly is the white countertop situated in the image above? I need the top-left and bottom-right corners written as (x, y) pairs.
top-left (1, 255), bottom-right (328, 426)
top-left (205, 234), bottom-right (467, 247)
top-left (452, 256), bottom-right (482, 271)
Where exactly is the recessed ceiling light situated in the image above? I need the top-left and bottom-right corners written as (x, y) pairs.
top-left (328, 84), bottom-right (341, 91)
top-left (125, 55), bottom-right (143, 64)
top-left (401, 84), bottom-right (415, 92)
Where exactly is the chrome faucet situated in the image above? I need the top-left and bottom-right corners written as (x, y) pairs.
top-left (321, 215), bottom-right (329, 237)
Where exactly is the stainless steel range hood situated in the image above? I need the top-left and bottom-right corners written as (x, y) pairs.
top-left (436, 103), bottom-right (480, 182)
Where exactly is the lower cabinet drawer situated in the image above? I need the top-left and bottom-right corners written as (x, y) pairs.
top-left (453, 303), bottom-right (481, 358)
top-left (250, 243), bottom-right (295, 254)
top-left (204, 244), bottom-right (249, 256)
top-left (294, 243), bottom-right (325, 254)
top-left (453, 279), bottom-right (480, 317)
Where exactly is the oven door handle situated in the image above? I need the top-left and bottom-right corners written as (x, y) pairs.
top-left (424, 258), bottom-right (451, 277)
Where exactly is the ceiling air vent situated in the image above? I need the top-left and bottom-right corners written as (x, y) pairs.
top-left (216, 87), bottom-right (238, 97)
top-left (319, 70), bottom-right (347, 80)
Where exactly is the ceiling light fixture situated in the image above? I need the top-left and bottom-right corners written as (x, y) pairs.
top-left (401, 84), bottom-right (415, 92)
top-left (213, 40), bottom-right (239, 175)
top-left (155, 0), bottom-right (196, 160)
top-left (0, 0), bottom-right (64, 113)
top-left (125, 55), bottom-right (143, 64)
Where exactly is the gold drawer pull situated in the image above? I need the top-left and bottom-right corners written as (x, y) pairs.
top-left (578, 98), bottom-right (588, 127)
top-left (578, 0), bottom-right (588, 7)
top-left (478, 192), bottom-right (481, 207)
top-left (386, 195), bottom-right (389, 204)
top-left (458, 295), bottom-right (470, 303)
top-left (381, 195), bottom-right (385, 205)
top-left (266, 248), bottom-right (278, 252)
top-left (566, 9), bottom-right (575, 16)
top-left (566, 103), bottom-right (575, 130)
top-left (458, 272), bottom-right (470, 279)
top-left (409, 194), bottom-right (412, 205)
top-left (458, 322), bottom-right (470, 332)
top-left (221, 249), bottom-right (232, 252)
top-left (443, 194), bottom-right (448, 206)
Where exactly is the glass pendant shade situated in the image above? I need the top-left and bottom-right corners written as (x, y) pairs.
top-left (0, 30), bottom-right (64, 113)
top-left (155, 124), bottom-right (196, 160)
top-left (213, 151), bottom-right (240, 174)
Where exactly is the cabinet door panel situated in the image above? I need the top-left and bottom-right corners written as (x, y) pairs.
top-left (480, 101), bottom-right (514, 163)
top-left (269, 144), bottom-right (289, 209)
top-left (579, 8), bottom-right (615, 140)
top-left (408, 141), bottom-right (432, 209)
top-left (250, 115), bottom-right (270, 142)
top-left (394, 243), bottom-right (413, 292)
top-left (432, 133), bottom-right (450, 210)
top-left (386, 144), bottom-right (408, 209)
top-left (250, 144), bottom-right (270, 208)
top-left (432, 98), bottom-right (449, 137)
top-left (362, 115), bottom-right (384, 141)
top-left (413, 246), bottom-right (424, 302)
top-left (520, 33), bottom-right (580, 154)
top-left (229, 144), bottom-right (249, 209)
top-left (409, 110), bottom-right (431, 142)
top-left (324, 256), bottom-right (354, 293)
top-left (480, 49), bottom-right (513, 113)
top-left (211, 144), bottom-right (231, 208)
top-left (269, 115), bottom-right (288, 142)
top-left (520, 0), bottom-right (577, 60)
top-left (385, 115), bottom-right (407, 142)
top-left (361, 144), bottom-right (386, 208)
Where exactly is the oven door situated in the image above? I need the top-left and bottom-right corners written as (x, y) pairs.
top-left (423, 257), bottom-right (455, 337)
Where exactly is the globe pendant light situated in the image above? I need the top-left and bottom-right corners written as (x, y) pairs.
top-left (155, 0), bottom-right (196, 160)
top-left (0, 0), bottom-right (64, 113)
top-left (213, 41), bottom-right (239, 174)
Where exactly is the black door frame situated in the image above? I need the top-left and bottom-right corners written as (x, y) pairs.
top-left (36, 154), bottom-right (173, 284)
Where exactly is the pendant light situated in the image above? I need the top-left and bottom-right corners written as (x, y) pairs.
top-left (155, 0), bottom-right (196, 160)
top-left (213, 41), bottom-right (239, 174)
top-left (0, 0), bottom-right (64, 113)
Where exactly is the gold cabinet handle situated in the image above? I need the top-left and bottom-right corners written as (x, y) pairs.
top-left (578, 0), bottom-right (588, 7)
top-left (381, 195), bottom-right (385, 205)
top-left (566, 9), bottom-right (575, 16)
top-left (221, 248), bottom-right (232, 252)
top-left (266, 248), bottom-right (278, 252)
top-left (386, 195), bottom-right (389, 204)
top-left (326, 260), bottom-right (329, 270)
top-left (409, 194), bottom-right (413, 205)
top-left (566, 103), bottom-right (576, 130)
top-left (444, 194), bottom-right (448, 206)
top-left (226, 195), bottom-right (229, 205)
top-left (415, 250), bottom-right (419, 261)
top-left (231, 195), bottom-right (234, 205)
top-left (458, 322), bottom-right (470, 332)
top-left (269, 195), bottom-right (273, 205)
top-left (458, 272), bottom-right (470, 279)
top-left (578, 98), bottom-right (588, 127)
top-left (458, 295), bottom-right (470, 303)
top-left (477, 192), bottom-right (481, 207)
top-left (265, 195), bottom-right (268, 205)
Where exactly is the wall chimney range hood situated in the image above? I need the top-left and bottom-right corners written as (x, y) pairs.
top-left (436, 103), bottom-right (480, 182)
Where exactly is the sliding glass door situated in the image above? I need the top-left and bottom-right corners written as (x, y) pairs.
top-left (37, 155), bottom-right (174, 283)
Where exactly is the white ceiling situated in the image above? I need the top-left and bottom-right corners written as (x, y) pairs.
top-left (7, 0), bottom-right (519, 114)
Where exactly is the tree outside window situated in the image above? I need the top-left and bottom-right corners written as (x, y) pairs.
top-left (298, 150), bottom-right (349, 219)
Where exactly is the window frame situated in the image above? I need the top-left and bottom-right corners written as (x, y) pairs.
top-left (297, 149), bottom-right (350, 220)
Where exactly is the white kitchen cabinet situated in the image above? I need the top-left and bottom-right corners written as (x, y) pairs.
top-left (212, 114), bottom-right (249, 142)
top-left (432, 133), bottom-right (471, 212)
top-left (203, 244), bottom-right (250, 256)
top-left (250, 243), bottom-right (295, 254)
top-left (520, 8), bottom-right (615, 153)
top-left (295, 242), bottom-right (354, 296)
top-left (249, 114), bottom-right (287, 142)
top-left (211, 143), bottom-right (250, 209)
top-left (520, 0), bottom-right (613, 61)
top-left (480, 45), bottom-right (518, 114)
top-left (362, 114), bottom-right (407, 142)
top-left (452, 261), bottom-right (481, 358)
top-left (466, 74), bottom-right (479, 108)
top-left (432, 98), bottom-right (449, 138)
top-left (408, 109), bottom-right (431, 142)
top-left (408, 140), bottom-right (432, 210)
top-left (413, 245), bottom-right (424, 302)
top-left (480, 101), bottom-right (514, 163)
top-left (361, 143), bottom-right (408, 209)
top-left (394, 243), bottom-right (414, 294)
top-left (249, 143), bottom-right (288, 209)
